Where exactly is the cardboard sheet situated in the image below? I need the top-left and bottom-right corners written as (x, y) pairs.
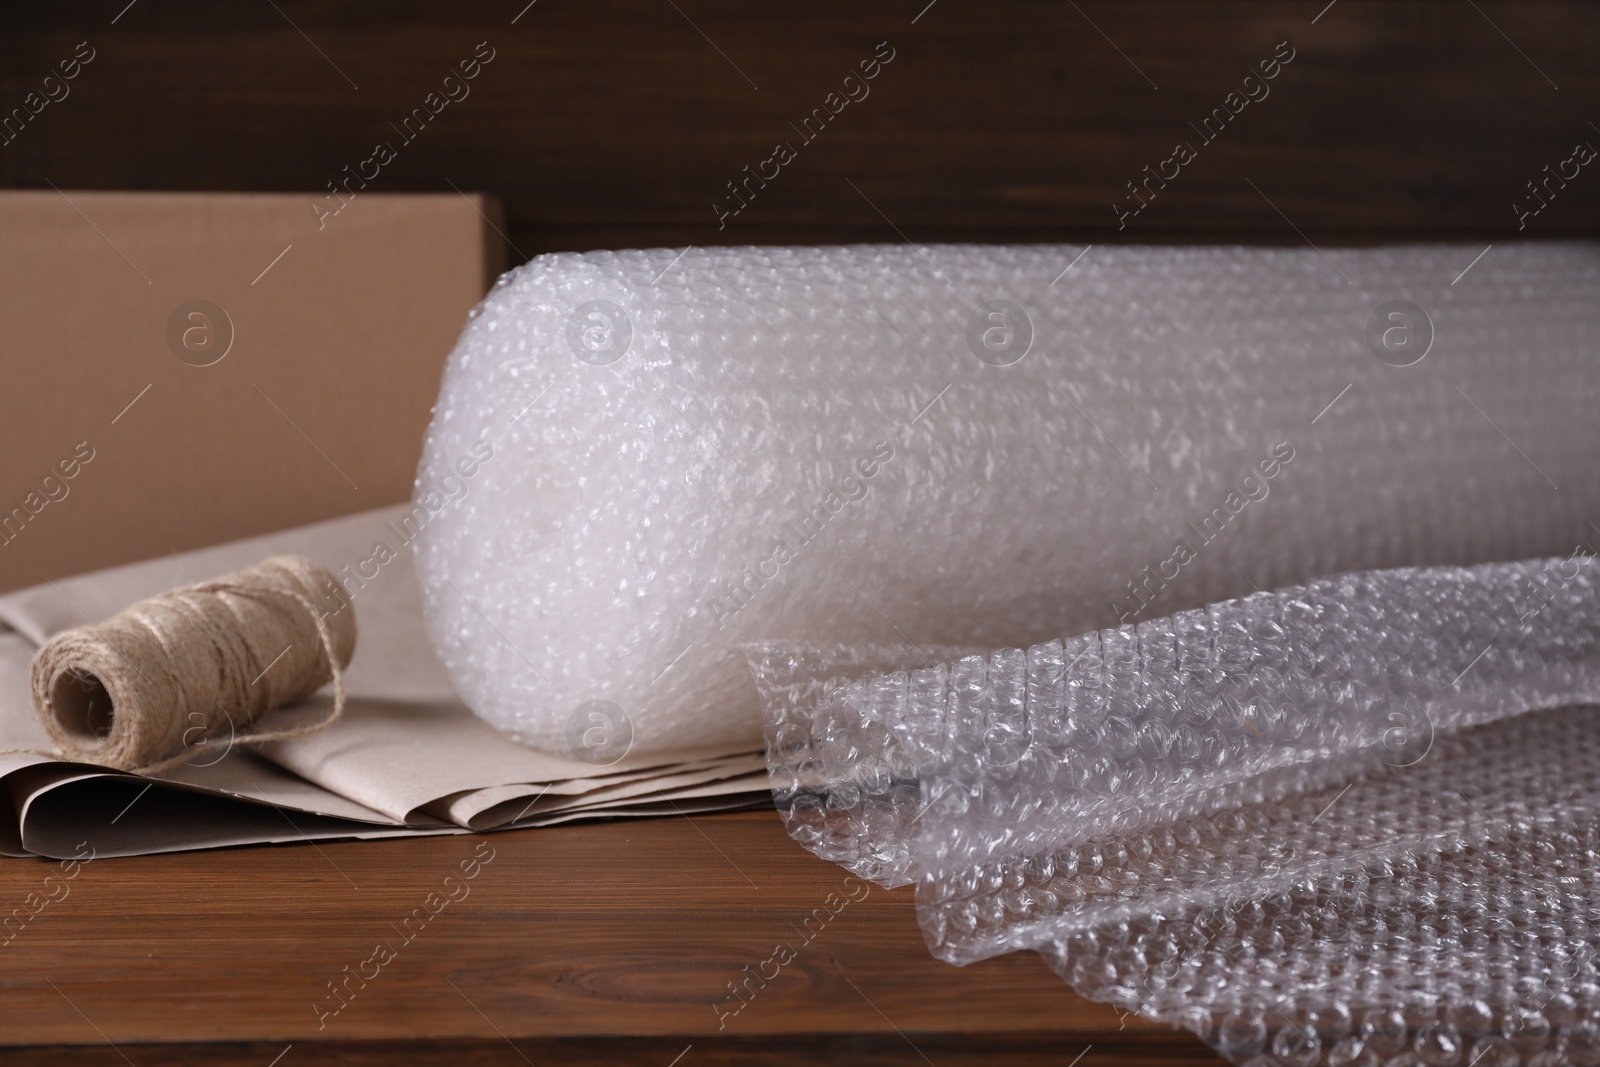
top-left (0, 190), bottom-right (503, 594)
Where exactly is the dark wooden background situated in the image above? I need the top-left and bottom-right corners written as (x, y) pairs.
top-left (3, 0), bottom-right (1598, 262)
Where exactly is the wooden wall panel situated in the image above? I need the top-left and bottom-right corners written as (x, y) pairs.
top-left (3, 1), bottom-right (1597, 260)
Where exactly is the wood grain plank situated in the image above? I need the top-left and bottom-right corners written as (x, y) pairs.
top-left (2, 0), bottom-right (1595, 261)
top-left (0, 810), bottom-right (1221, 1061)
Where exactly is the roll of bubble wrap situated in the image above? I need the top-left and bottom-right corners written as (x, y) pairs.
top-left (412, 242), bottom-right (1600, 754)
top-left (748, 554), bottom-right (1600, 1066)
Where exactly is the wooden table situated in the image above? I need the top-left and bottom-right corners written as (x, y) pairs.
top-left (0, 809), bottom-right (1222, 1065)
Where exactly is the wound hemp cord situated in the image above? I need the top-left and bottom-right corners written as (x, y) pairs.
top-left (26, 555), bottom-right (355, 774)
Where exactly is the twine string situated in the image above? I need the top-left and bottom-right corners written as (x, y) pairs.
top-left (18, 556), bottom-right (356, 775)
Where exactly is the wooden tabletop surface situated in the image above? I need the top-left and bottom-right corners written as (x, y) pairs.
top-left (0, 808), bottom-right (1223, 1065)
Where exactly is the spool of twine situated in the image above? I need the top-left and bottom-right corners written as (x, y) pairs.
top-left (27, 555), bottom-right (356, 773)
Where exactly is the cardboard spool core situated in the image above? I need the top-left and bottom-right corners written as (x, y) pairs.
top-left (50, 669), bottom-right (116, 749)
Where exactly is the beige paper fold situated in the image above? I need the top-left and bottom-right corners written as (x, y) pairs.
top-left (0, 505), bottom-right (766, 857)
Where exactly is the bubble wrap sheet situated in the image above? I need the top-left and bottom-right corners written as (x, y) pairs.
top-left (749, 555), bottom-right (1600, 1066)
top-left (413, 243), bottom-right (1600, 755)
